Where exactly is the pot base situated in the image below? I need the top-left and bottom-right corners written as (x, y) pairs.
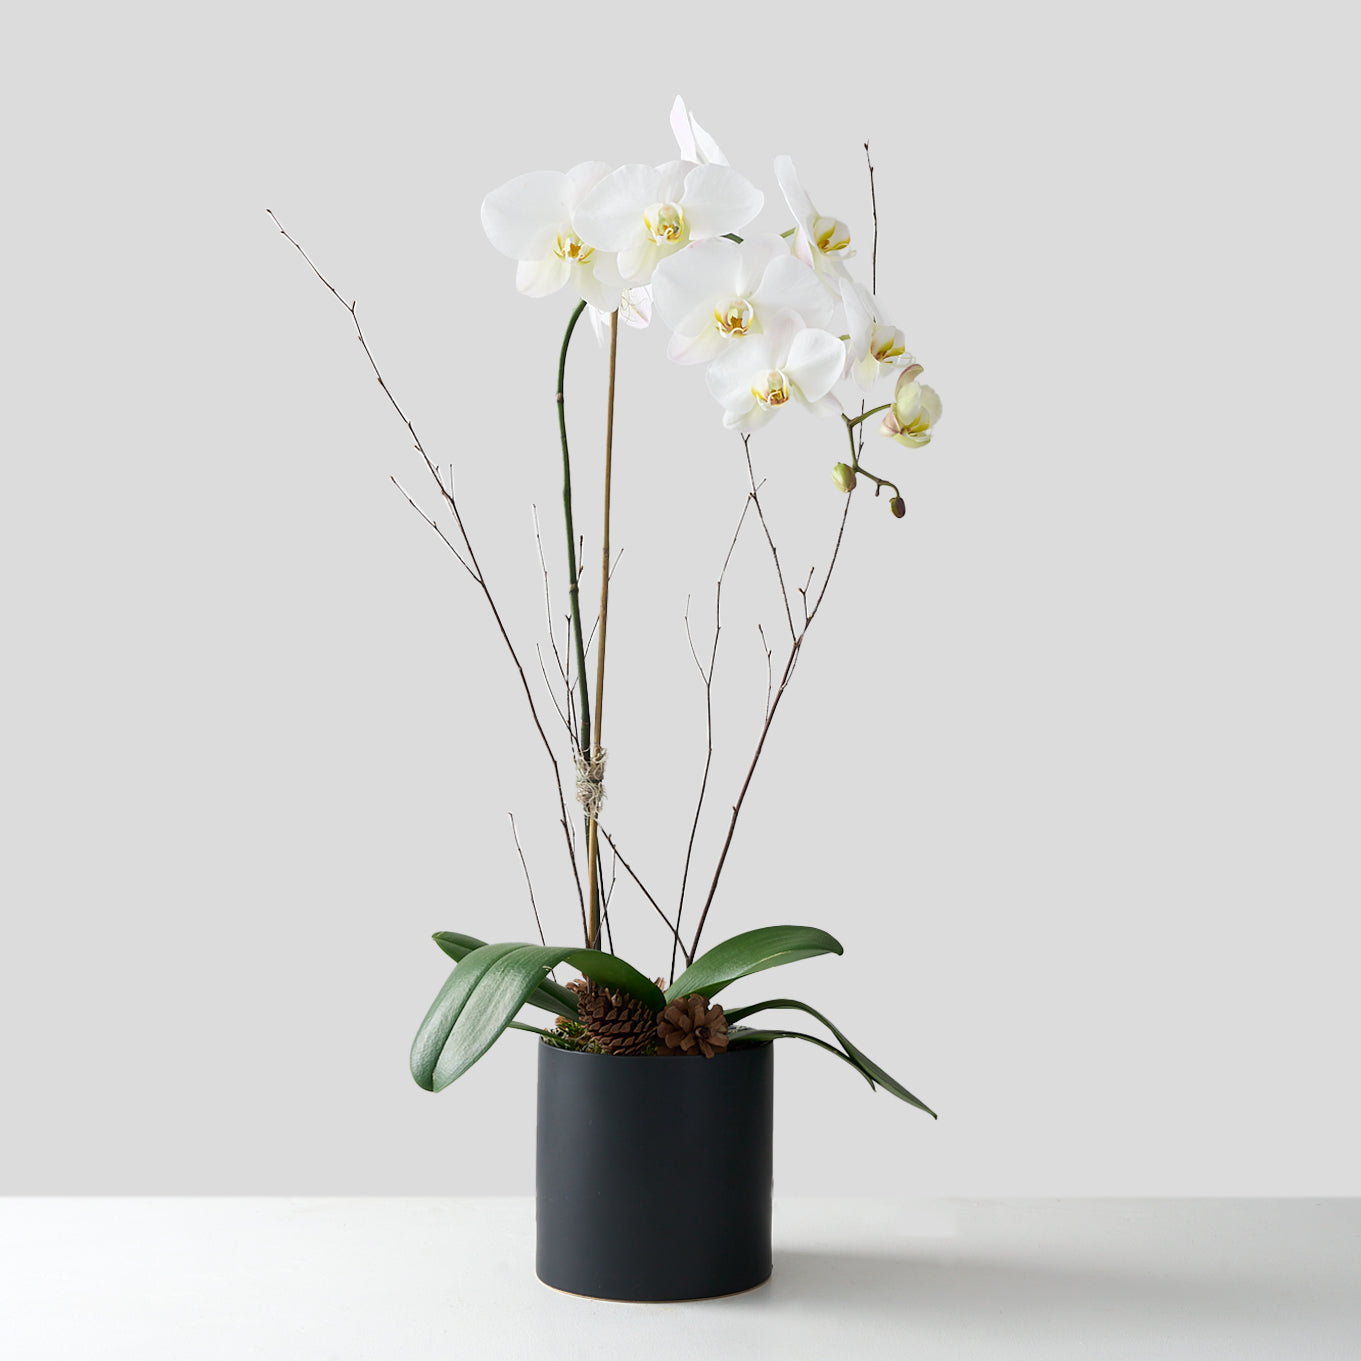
top-left (536, 1269), bottom-right (773, 1303)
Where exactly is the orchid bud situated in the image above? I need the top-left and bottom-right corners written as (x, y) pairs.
top-left (831, 462), bottom-right (857, 494)
top-left (889, 496), bottom-right (906, 519)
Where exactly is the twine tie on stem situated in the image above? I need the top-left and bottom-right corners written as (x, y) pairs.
top-left (574, 750), bottom-right (608, 820)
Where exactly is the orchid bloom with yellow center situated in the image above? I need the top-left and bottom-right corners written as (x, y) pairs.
top-left (705, 309), bottom-right (846, 433)
top-left (481, 161), bottom-right (626, 312)
top-left (753, 368), bottom-right (792, 408)
top-left (651, 234), bottom-right (833, 365)
top-left (774, 155), bottom-right (856, 295)
top-left (843, 280), bottom-right (915, 392)
top-left (881, 368), bottom-right (943, 447)
top-left (715, 297), bottom-right (756, 336)
top-left (573, 160), bottom-right (763, 286)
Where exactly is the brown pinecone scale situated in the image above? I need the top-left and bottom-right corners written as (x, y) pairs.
top-left (657, 994), bottom-right (729, 1058)
top-left (566, 979), bottom-right (658, 1056)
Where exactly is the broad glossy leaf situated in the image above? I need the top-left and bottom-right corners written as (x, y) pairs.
top-left (725, 998), bottom-right (937, 1117)
top-left (411, 942), bottom-right (526, 1091)
top-left (566, 950), bottom-right (666, 1013)
top-left (666, 926), bottom-right (843, 1003)
top-left (433, 931), bottom-right (578, 1017)
top-left (727, 1027), bottom-right (874, 1088)
top-left (412, 943), bottom-right (666, 1092)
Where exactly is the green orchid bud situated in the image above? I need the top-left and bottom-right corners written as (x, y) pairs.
top-left (831, 462), bottom-right (857, 494)
top-left (889, 496), bottom-right (906, 519)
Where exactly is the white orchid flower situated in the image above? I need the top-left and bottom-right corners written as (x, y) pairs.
top-left (881, 370), bottom-right (942, 447)
top-left (669, 95), bottom-right (728, 165)
top-left (618, 286), bottom-right (653, 328)
top-left (573, 160), bottom-right (763, 286)
top-left (481, 161), bottom-right (626, 311)
top-left (843, 280), bottom-right (914, 392)
top-left (587, 286), bottom-right (653, 345)
top-left (651, 235), bottom-right (833, 366)
top-left (705, 309), bottom-right (846, 433)
top-left (774, 155), bottom-right (855, 292)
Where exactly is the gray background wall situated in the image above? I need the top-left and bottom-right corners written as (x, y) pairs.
top-left (3, 0), bottom-right (1356, 1194)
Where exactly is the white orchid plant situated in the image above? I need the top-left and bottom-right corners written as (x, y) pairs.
top-left (274, 98), bottom-right (941, 1112)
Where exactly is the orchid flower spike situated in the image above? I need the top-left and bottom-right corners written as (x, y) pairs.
top-left (651, 235), bottom-right (833, 366)
top-left (669, 96), bottom-right (728, 166)
top-left (573, 160), bottom-right (763, 286)
top-left (705, 309), bottom-right (846, 432)
top-left (481, 162), bottom-right (626, 311)
top-left (774, 155), bottom-right (855, 291)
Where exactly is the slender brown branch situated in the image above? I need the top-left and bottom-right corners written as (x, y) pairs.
top-left (531, 505), bottom-right (577, 749)
top-left (688, 493), bottom-right (854, 961)
top-left (270, 210), bottom-right (587, 942)
top-left (562, 616), bottom-right (576, 780)
top-left (743, 437), bottom-right (796, 641)
top-left (864, 141), bottom-right (879, 296)
top-left (389, 477), bottom-right (476, 581)
top-left (858, 142), bottom-right (881, 463)
top-left (757, 623), bottom-right (774, 722)
top-left (508, 812), bottom-right (548, 950)
top-left (599, 826), bottom-right (687, 962)
top-left (599, 846), bottom-right (618, 955)
top-left (584, 548), bottom-right (624, 654)
top-left (672, 495), bottom-right (753, 980)
top-left (798, 564), bottom-right (816, 629)
top-left (534, 644), bottom-right (574, 741)
top-left (585, 308), bottom-right (619, 948)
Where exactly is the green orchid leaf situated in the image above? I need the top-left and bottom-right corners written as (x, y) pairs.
top-left (431, 930), bottom-right (487, 956)
top-left (666, 926), bottom-right (844, 1003)
top-left (412, 943), bottom-right (666, 1093)
top-left (566, 951), bottom-right (666, 1013)
top-left (725, 998), bottom-right (937, 1117)
top-left (411, 942), bottom-right (527, 1091)
top-left (433, 931), bottom-right (579, 1017)
top-left (727, 1027), bottom-right (875, 1088)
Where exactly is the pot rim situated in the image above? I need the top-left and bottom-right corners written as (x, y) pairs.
top-left (537, 1036), bottom-right (773, 1062)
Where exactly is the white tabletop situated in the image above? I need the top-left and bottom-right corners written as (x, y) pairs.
top-left (1, 1198), bottom-right (1356, 1359)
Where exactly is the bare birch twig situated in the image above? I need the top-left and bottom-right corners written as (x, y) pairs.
top-left (672, 495), bottom-right (754, 978)
top-left (687, 486), bottom-right (854, 962)
top-left (270, 211), bottom-right (587, 941)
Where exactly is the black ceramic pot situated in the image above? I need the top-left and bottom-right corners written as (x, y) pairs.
top-left (535, 1039), bottom-right (774, 1301)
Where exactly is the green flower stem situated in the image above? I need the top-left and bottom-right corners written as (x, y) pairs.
top-left (585, 309), bottom-right (620, 949)
top-left (843, 403), bottom-right (892, 431)
top-left (556, 300), bottom-right (595, 945)
top-left (843, 416), bottom-right (900, 500)
top-left (850, 464), bottom-right (901, 499)
top-left (557, 303), bottom-right (592, 761)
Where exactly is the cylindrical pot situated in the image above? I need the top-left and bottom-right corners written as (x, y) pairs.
top-left (536, 1039), bottom-right (774, 1301)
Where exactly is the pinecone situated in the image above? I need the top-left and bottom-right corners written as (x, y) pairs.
top-left (656, 994), bottom-right (729, 1058)
top-left (566, 979), bottom-right (658, 1056)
